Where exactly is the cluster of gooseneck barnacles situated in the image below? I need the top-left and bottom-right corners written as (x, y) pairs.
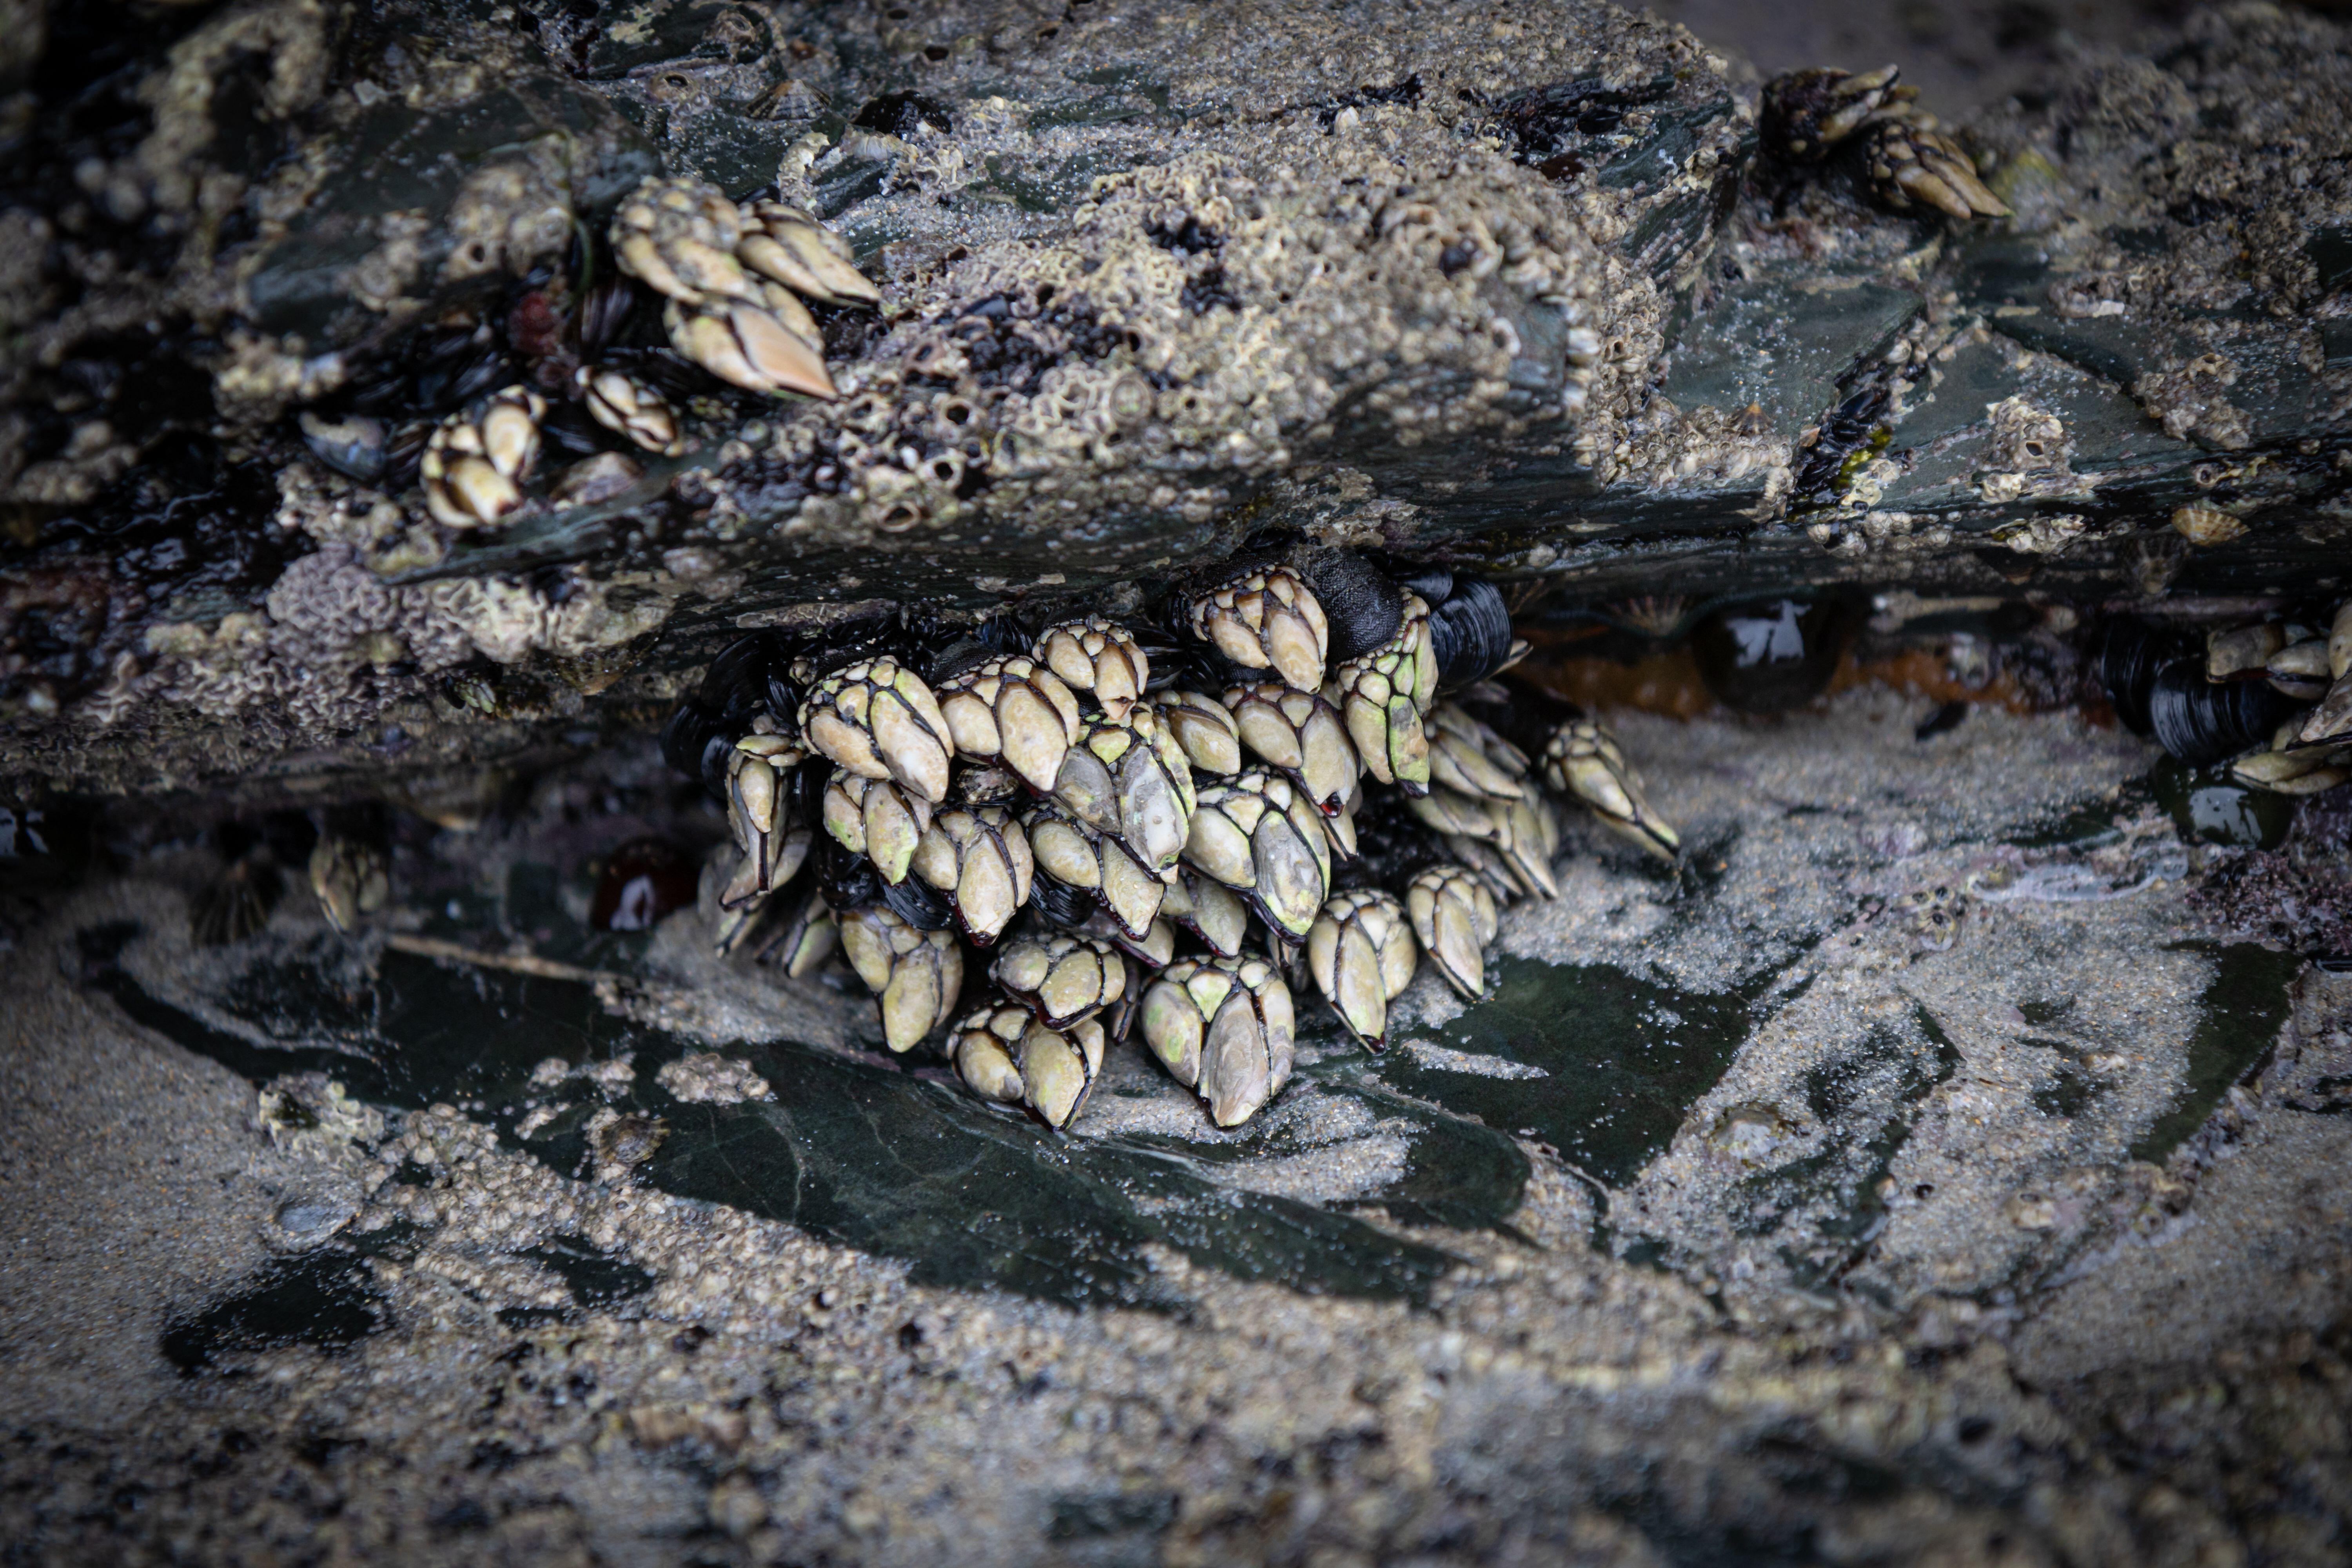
top-left (662, 550), bottom-right (1682, 1131)
top-left (360, 174), bottom-right (875, 531)
top-left (1760, 65), bottom-right (2009, 221)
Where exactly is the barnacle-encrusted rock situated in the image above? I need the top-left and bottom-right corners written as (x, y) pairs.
top-left (1139, 955), bottom-right (1296, 1128)
top-left (947, 1004), bottom-right (1105, 1130)
top-left (9, 0), bottom-right (2352, 804)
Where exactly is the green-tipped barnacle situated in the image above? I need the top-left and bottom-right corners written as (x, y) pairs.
top-left (821, 771), bottom-right (934, 885)
top-left (1161, 864), bottom-right (1251, 957)
top-left (990, 931), bottom-right (1128, 1031)
top-left (1138, 955), bottom-right (1297, 1128)
top-left (1051, 703), bottom-right (1193, 877)
top-left (307, 834), bottom-right (388, 934)
top-left (909, 804), bottom-right (1033, 945)
top-left (735, 198), bottom-right (882, 307)
top-left (1324, 593), bottom-right (1435, 792)
top-left (800, 657), bottom-right (955, 805)
top-left (1022, 797), bottom-right (1168, 940)
top-left (934, 653), bottom-right (1082, 795)
top-left (608, 174), bottom-right (755, 305)
top-left (1425, 701), bottom-right (1532, 801)
top-left (1223, 681), bottom-right (1359, 817)
top-left (1186, 563), bottom-right (1328, 694)
top-left (1034, 616), bottom-right (1149, 715)
top-left (577, 365), bottom-right (686, 457)
top-left (722, 733), bottom-right (812, 908)
top-left (1159, 689), bottom-right (1243, 776)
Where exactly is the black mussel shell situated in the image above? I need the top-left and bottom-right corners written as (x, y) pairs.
top-left (298, 412), bottom-right (387, 483)
top-left (1029, 870), bottom-right (1100, 927)
top-left (2091, 618), bottom-right (2196, 737)
top-left (2146, 657), bottom-right (2299, 766)
top-left (660, 701), bottom-right (736, 795)
top-left (1425, 575), bottom-right (1514, 692)
top-left (577, 274), bottom-right (635, 355)
top-left (882, 870), bottom-right (956, 931)
top-left (817, 838), bottom-right (882, 911)
top-left (927, 638), bottom-right (1000, 686)
top-left (1301, 550), bottom-right (1403, 664)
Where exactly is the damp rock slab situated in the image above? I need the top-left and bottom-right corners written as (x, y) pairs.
top-left (5, 1), bottom-right (2352, 800)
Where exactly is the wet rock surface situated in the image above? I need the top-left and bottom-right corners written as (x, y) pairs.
top-left (2, 0), bottom-right (2348, 800)
top-left (6, 680), bottom-right (2350, 1564)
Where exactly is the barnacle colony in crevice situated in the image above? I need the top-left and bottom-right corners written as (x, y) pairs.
top-left (662, 550), bottom-right (1682, 1131)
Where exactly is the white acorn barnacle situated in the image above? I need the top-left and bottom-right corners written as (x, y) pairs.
top-left (821, 771), bottom-right (934, 885)
top-left (1186, 563), bottom-right (1329, 693)
top-left (947, 1004), bottom-right (1105, 1130)
top-left (1307, 889), bottom-right (1417, 1049)
top-left (576, 365), bottom-right (686, 456)
top-left (1324, 593), bottom-right (1435, 792)
top-left (837, 905), bottom-right (963, 1053)
top-left (1033, 615), bottom-right (1149, 714)
top-left (1183, 769), bottom-right (1330, 942)
top-left (419, 385), bottom-right (545, 529)
top-left (736, 198), bottom-right (883, 307)
top-left (1138, 955), bottom-right (1296, 1128)
top-left (933, 653), bottom-right (1082, 794)
top-left (1222, 682), bottom-right (1359, 817)
top-left (1406, 864), bottom-right (1499, 1000)
top-left (909, 804), bottom-right (1033, 945)
top-left (798, 657), bottom-right (954, 804)
top-left (989, 931), bottom-right (1126, 1031)
top-left (1539, 719), bottom-right (1681, 862)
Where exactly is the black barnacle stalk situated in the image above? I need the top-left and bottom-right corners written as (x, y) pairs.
top-left (655, 547), bottom-right (1684, 1130)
